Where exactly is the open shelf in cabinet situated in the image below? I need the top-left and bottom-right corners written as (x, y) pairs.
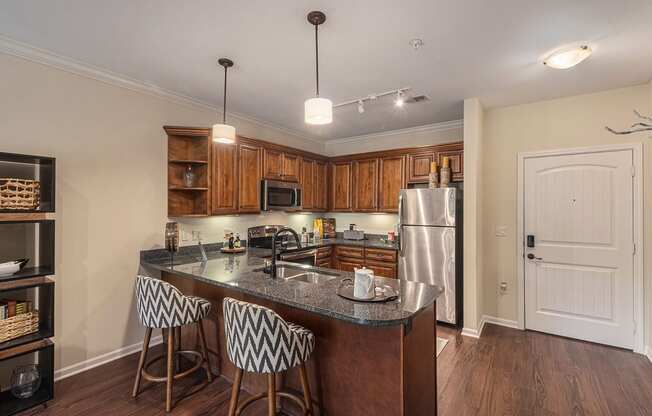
top-left (0, 153), bottom-right (55, 214)
top-left (0, 220), bottom-right (54, 283)
top-left (0, 277), bottom-right (54, 352)
top-left (0, 340), bottom-right (54, 416)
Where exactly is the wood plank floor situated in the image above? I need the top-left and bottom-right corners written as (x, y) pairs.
top-left (18, 324), bottom-right (652, 416)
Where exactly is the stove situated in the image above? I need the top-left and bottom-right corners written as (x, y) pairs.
top-left (248, 225), bottom-right (316, 266)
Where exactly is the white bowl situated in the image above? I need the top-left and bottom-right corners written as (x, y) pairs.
top-left (0, 259), bottom-right (28, 276)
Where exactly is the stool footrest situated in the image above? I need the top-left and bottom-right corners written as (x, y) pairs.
top-left (142, 350), bottom-right (203, 383)
top-left (235, 390), bottom-right (307, 416)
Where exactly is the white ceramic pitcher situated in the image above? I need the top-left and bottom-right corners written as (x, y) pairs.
top-left (353, 267), bottom-right (375, 300)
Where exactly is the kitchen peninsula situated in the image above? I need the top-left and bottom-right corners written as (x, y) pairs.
top-left (140, 244), bottom-right (442, 415)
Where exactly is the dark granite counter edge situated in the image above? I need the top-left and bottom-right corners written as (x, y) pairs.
top-left (140, 258), bottom-right (439, 328)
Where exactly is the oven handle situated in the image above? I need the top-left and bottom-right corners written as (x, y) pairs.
top-left (279, 249), bottom-right (317, 261)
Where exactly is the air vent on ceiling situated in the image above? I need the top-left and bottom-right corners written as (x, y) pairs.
top-left (406, 95), bottom-right (430, 104)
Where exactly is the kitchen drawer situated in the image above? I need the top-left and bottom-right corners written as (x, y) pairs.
top-left (317, 258), bottom-right (332, 269)
top-left (365, 248), bottom-right (397, 263)
top-left (316, 246), bottom-right (333, 259)
top-left (365, 260), bottom-right (397, 279)
top-left (337, 258), bottom-right (364, 273)
top-left (335, 245), bottom-right (365, 259)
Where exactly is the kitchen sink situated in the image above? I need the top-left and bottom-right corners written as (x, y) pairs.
top-left (255, 265), bottom-right (339, 284)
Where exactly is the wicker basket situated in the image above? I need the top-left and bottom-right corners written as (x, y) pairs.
top-left (0, 178), bottom-right (40, 210)
top-left (0, 311), bottom-right (39, 343)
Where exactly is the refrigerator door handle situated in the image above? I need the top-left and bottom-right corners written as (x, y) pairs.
top-left (397, 194), bottom-right (403, 255)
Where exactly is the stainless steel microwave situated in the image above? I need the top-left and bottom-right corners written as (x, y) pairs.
top-left (261, 180), bottom-right (302, 211)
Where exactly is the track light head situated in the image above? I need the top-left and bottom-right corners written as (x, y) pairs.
top-left (357, 100), bottom-right (365, 114)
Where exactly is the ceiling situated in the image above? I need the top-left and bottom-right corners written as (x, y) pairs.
top-left (1, 0), bottom-right (651, 141)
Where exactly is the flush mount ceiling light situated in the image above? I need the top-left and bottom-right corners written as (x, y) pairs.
top-left (394, 89), bottom-right (406, 107)
top-left (543, 45), bottom-right (592, 69)
top-left (304, 11), bottom-right (332, 125)
top-left (212, 58), bottom-right (236, 144)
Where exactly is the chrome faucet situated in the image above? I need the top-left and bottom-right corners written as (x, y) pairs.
top-left (266, 227), bottom-right (301, 278)
top-left (197, 232), bottom-right (208, 263)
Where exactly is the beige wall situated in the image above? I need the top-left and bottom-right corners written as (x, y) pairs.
top-left (480, 83), bottom-right (652, 348)
top-left (0, 53), bottom-right (324, 371)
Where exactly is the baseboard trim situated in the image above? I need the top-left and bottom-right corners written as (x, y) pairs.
top-left (646, 346), bottom-right (652, 364)
top-left (54, 335), bottom-right (163, 382)
top-left (482, 315), bottom-right (520, 329)
top-left (461, 318), bottom-right (486, 339)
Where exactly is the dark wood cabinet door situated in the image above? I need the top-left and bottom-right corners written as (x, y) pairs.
top-left (263, 148), bottom-right (283, 180)
top-left (365, 260), bottom-right (397, 279)
top-left (337, 258), bottom-right (364, 273)
top-left (352, 158), bottom-right (379, 212)
top-left (330, 161), bottom-right (353, 211)
top-left (300, 158), bottom-right (315, 210)
top-left (238, 143), bottom-right (262, 213)
top-left (211, 142), bottom-right (238, 214)
top-left (314, 161), bottom-right (328, 211)
top-left (282, 153), bottom-right (300, 182)
top-left (378, 155), bottom-right (404, 212)
top-left (437, 150), bottom-right (464, 182)
top-left (406, 152), bottom-right (436, 183)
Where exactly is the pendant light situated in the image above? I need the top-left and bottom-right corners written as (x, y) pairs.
top-left (305, 11), bottom-right (332, 125)
top-left (212, 58), bottom-right (236, 144)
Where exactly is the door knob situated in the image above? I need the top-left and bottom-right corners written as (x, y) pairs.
top-left (527, 253), bottom-right (543, 260)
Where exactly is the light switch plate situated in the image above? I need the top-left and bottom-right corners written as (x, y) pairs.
top-left (495, 226), bottom-right (507, 237)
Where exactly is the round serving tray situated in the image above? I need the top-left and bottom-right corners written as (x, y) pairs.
top-left (336, 282), bottom-right (399, 303)
top-left (220, 247), bottom-right (246, 254)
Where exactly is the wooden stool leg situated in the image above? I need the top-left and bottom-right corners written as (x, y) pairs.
top-left (197, 320), bottom-right (213, 382)
top-left (299, 363), bottom-right (314, 415)
top-left (228, 368), bottom-right (243, 416)
top-left (165, 327), bottom-right (175, 413)
top-left (132, 327), bottom-right (152, 397)
top-left (267, 373), bottom-right (277, 416)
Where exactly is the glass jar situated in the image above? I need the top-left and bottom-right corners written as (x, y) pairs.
top-left (10, 364), bottom-right (41, 399)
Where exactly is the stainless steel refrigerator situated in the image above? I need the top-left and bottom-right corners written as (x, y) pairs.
top-left (398, 188), bottom-right (462, 325)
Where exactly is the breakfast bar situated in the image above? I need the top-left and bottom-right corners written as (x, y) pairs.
top-left (141, 247), bottom-right (442, 416)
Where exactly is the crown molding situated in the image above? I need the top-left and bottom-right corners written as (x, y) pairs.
top-left (0, 33), bottom-right (324, 146)
top-left (325, 119), bottom-right (463, 145)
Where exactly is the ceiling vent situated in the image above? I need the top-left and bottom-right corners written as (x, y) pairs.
top-left (406, 95), bottom-right (430, 104)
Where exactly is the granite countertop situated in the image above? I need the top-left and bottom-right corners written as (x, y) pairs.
top-left (140, 245), bottom-right (441, 327)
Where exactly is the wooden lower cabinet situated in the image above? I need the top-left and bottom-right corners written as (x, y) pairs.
top-left (331, 245), bottom-right (397, 279)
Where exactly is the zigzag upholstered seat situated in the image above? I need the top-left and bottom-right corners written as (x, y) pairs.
top-left (132, 275), bottom-right (213, 413)
top-left (223, 297), bottom-right (315, 373)
top-left (223, 297), bottom-right (316, 416)
top-left (135, 275), bottom-right (211, 328)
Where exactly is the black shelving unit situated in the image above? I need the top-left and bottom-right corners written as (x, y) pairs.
top-left (0, 153), bottom-right (56, 415)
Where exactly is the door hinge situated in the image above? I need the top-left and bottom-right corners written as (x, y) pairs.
top-left (631, 165), bottom-right (636, 177)
top-left (633, 243), bottom-right (637, 255)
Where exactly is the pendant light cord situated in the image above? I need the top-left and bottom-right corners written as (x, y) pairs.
top-left (315, 24), bottom-right (319, 97)
top-left (222, 65), bottom-right (228, 123)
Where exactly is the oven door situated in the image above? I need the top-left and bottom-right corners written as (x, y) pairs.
top-left (261, 180), bottom-right (303, 211)
top-left (279, 249), bottom-right (316, 267)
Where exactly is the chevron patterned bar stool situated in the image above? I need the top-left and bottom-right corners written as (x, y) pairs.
top-left (223, 297), bottom-right (316, 416)
top-left (132, 275), bottom-right (213, 412)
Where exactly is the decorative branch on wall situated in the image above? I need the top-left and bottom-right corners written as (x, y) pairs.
top-left (605, 110), bottom-right (652, 135)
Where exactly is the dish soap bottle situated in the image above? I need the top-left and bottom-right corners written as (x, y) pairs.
top-left (234, 233), bottom-right (241, 248)
top-left (301, 227), bottom-right (309, 244)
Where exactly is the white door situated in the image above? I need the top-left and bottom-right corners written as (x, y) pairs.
top-left (524, 149), bottom-right (634, 349)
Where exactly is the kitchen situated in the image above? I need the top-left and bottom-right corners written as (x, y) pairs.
top-left (2, 2), bottom-right (652, 416)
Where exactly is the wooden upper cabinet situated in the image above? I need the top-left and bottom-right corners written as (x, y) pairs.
top-left (437, 150), bottom-right (464, 182)
top-left (378, 155), bottom-right (405, 212)
top-left (406, 151), bottom-right (436, 183)
top-left (211, 142), bottom-right (238, 214)
top-left (300, 158), bottom-right (315, 210)
top-left (352, 158), bottom-right (379, 212)
top-left (330, 161), bottom-right (353, 211)
top-left (263, 148), bottom-right (283, 180)
top-left (238, 143), bottom-right (262, 213)
top-left (314, 160), bottom-right (328, 211)
top-left (282, 152), bottom-right (300, 182)
top-left (263, 148), bottom-right (300, 182)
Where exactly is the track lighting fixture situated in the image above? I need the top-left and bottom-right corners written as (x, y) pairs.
top-left (357, 100), bottom-right (365, 114)
top-left (332, 87), bottom-right (411, 115)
